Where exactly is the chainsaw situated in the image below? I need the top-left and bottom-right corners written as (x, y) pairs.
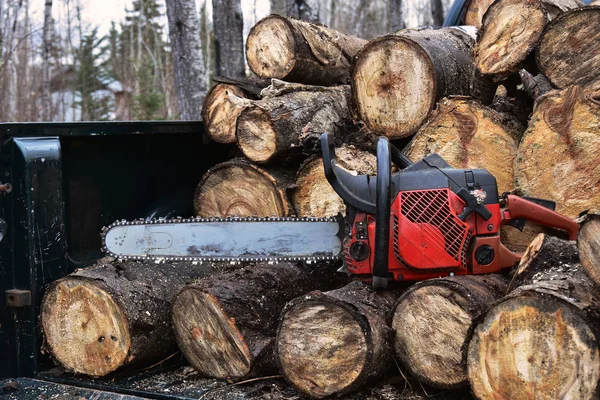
top-left (101, 133), bottom-right (578, 288)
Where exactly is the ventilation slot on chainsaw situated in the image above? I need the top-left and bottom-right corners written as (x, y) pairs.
top-left (399, 189), bottom-right (469, 262)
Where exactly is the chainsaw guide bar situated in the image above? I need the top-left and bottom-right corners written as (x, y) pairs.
top-left (101, 216), bottom-right (344, 263)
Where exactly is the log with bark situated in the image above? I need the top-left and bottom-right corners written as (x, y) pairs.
top-left (577, 211), bottom-right (600, 287)
top-left (293, 145), bottom-right (377, 217)
top-left (515, 85), bottom-right (600, 219)
top-left (193, 158), bottom-right (294, 217)
top-left (537, 7), bottom-right (600, 97)
top-left (40, 258), bottom-right (224, 377)
top-left (403, 96), bottom-right (522, 194)
top-left (276, 281), bottom-right (397, 399)
top-left (245, 15), bottom-right (367, 85)
top-left (236, 82), bottom-right (352, 163)
top-left (171, 262), bottom-right (346, 380)
top-left (467, 234), bottom-right (600, 399)
top-left (474, 0), bottom-right (581, 81)
top-left (352, 26), bottom-right (477, 139)
top-left (391, 275), bottom-right (507, 389)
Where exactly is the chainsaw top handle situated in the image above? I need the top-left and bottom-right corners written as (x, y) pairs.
top-left (320, 133), bottom-right (412, 289)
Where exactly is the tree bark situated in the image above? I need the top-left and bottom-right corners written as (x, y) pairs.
top-left (292, 145), bottom-right (376, 218)
top-left (211, 0), bottom-right (245, 77)
top-left (431, 0), bottom-right (445, 25)
top-left (474, 0), bottom-right (582, 81)
top-left (165, 0), bottom-right (206, 119)
top-left (519, 69), bottom-right (554, 100)
top-left (577, 211), bottom-right (600, 287)
top-left (352, 26), bottom-right (476, 139)
top-left (193, 158), bottom-right (294, 217)
top-left (404, 96), bottom-right (522, 194)
top-left (537, 7), bottom-right (600, 98)
top-left (282, 0), bottom-right (320, 22)
top-left (41, 0), bottom-right (52, 121)
top-left (236, 82), bottom-right (352, 163)
top-left (245, 15), bottom-right (366, 85)
top-left (40, 258), bottom-right (224, 377)
top-left (276, 281), bottom-right (397, 399)
top-left (388, 0), bottom-right (406, 31)
top-left (171, 262), bottom-right (346, 379)
top-left (391, 275), bottom-right (507, 389)
top-left (468, 234), bottom-right (600, 399)
top-left (201, 83), bottom-right (250, 144)
top-left (515, 85), bottom-right (600, 218)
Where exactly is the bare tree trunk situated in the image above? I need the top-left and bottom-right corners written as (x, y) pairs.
top-left (165, 0), bottom-right (206, 120)
top-left (286, 0), bottom-right (319, 22)
top-left (431, 0), bottom-right (444, 25)
top-left (211, 0), bottom-right (244, 77)
top-left (388, 0), bottom-right (405, 33)
top-left (41, 0), bottom-right (52, 121)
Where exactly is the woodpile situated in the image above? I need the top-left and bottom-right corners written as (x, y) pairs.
top-left (40, 6), bottom-right (600, 400)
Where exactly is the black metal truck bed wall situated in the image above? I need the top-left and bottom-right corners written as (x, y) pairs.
top-left (0, 121), bottom-right (233, 380)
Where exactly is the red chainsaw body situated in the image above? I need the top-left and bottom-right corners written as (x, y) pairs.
top-left (342, 189), bottom-right (573, 281)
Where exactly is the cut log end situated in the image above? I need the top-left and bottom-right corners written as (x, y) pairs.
top-left (172, 288), bottom-right (252, 378)
top-left (202, 84), bottom-right (247, 144)
top-left (516, 85), bottom-right (600, 218)
top-left (537, 8), bottom-right (600, 97)
top-left (293, 146), bottom-right (377, 217)
top-left (352, 36), bottom-right (435, 138)
top-left (405, 97), bottom-right (520, 194)
top-left (468, 295), bottom-right (600, 399)
top-left (194, 161), bottom-right (289, 217)
top-left (41, 279), bottom-right (131, 377)
top-left (475, 0), bottom-right (546, 76)
top-left (246, 15), bottom-right (296, 80)
top-left (392, 285), bottom-right (471, 387)
top-left (277, 301), bottom-right (368, 399)
top-left (236, 107), bottom-right (278, 163)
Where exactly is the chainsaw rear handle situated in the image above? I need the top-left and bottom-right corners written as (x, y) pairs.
top-left (321, 133), bottom-right (401, 289)
top-left (500, 194), bottom-right (579, 240)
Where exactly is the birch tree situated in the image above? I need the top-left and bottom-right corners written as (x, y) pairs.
top-left (165, 0), bottom-right (206, 119)
top-left (42, 0), bottom-right (52, 120)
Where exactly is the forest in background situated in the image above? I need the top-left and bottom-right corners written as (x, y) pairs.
top-left (0, 0), bottom-right (454, 122)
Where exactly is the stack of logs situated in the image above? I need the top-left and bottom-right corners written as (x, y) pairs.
top-left (40, 3), bottom-right (600, 400)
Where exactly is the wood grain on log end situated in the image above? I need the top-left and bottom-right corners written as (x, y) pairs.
top-left (516, 85), bottom-right (600, 218)
top-left (277, 301), bottom-right (367, 398)
top-left (236, 107), bottom-right (277, 163)
top-left (578, 211), bottom-right (600, 287)
top-left (537, 7), bottom-right (600, 97)
top-left (470, 235), bottom-right (600, 399)
top-left (405, 96), bottom-right (520, 194)
top-left (352, 35), bottom-right (435, 138)
top-left (171, 288), bottom-right (256, 378)
top-left (475, 0), bottom-right (546, 77)
top-left (391, 275), bottom-right (507, 388)
top-left (277, 281), bottom-right (395, 398)
top-left (468, 295), bottom-right (600, 399)
top-left (293, 146), bottom-right (376, 217)
top-left (201, 84), bottom-right (248, 144)
top-left (246, 15), bottom-right (296, 80)
top-left (194, 160), bottom-right (291, 217)
top-left (41, 279), bottom-right (131, 377)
